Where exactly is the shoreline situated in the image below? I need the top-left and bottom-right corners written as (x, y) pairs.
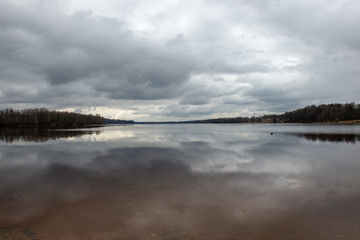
top-left (1, 120), bottom-right (360, 128)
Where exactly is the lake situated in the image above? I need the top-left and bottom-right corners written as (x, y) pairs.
top-left (1, 124), bottom-right (360, 240)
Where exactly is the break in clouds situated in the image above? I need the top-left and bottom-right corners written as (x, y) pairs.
top-left (0, 0), bottom-right (360, 121)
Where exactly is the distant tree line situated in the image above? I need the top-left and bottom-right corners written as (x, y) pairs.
top-left (104, 119), bottom-right (135, 124)
top-left (188, 116), bottom-right (261, 124)
top-left (1, 103), bottom-right (359, 126)
top-left (0, 108), bottom-right (104, 127)
top-left (185, 102), bottom-right (360, 124)
top-left (278, 102), bottom-right (360, 123)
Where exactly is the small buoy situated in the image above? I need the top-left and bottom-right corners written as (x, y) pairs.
top-left (270, 132), bottom-right (273, 135)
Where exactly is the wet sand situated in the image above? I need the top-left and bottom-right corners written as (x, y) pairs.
top-left (1, 165), bottom-right (360, 240)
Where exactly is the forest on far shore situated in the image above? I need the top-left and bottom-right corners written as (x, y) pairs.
top-left (0, 108), bottom-right (135, 127)
top-left (1, 103), bottom-right (360, 126)
top-left (186, 102), bottom-right (360, 124)
top-left (278, 102), bottom-right (360, 123)
top-left (0, 108), bottom-right (104, 127)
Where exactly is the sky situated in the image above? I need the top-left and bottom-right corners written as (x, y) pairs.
top-left (0, 0), bottom-right (359, 121)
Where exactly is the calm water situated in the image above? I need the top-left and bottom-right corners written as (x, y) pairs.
top-left (1, 124), bottom-right (360, 240)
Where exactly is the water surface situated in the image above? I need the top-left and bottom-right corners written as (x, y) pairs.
top-left (1, 124), bottom-right (360, 239)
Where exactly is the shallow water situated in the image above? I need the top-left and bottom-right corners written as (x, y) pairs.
top-left (1, 124), bottom-right (360, 239)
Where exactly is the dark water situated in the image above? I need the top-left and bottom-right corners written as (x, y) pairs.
top-left (1, 124), bottom-right (360, 240)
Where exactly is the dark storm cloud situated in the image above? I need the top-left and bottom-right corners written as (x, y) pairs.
top-left (92, 54), bottom-right (192, 100)
top-left (0, 1), bottom-right (194, 104)
top-left (242, 84), bottom-right (304, 112)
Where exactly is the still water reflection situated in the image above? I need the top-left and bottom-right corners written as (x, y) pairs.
top-left (0, 127), bottom-right (101, 143)
top-left (1, 124), bottom-right (360, 240)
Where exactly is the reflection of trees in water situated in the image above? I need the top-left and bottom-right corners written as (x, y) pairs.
top-left (294, 133), bottom-right (360, 143)
top-left (0, 128), bottom-right (100, 143)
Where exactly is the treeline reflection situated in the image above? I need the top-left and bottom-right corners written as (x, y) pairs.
top-left (0, 128), bottom-right (100, 143)
top-left (292, 133), bottom-right (360, 143)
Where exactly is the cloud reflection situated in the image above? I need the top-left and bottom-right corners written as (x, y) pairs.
top-left (1, 125), bottom-right (360, 239)
top-left (0, 127), bottom-right (101, 143)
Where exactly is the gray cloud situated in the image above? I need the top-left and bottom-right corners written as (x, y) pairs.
top-left (0, 0), bottom-right (359, 120)
top-left (0, 2), bottom-right (194, 101)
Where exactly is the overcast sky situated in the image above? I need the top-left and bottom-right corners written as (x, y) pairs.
top-left (0, 0), bottom-right (359, 121)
